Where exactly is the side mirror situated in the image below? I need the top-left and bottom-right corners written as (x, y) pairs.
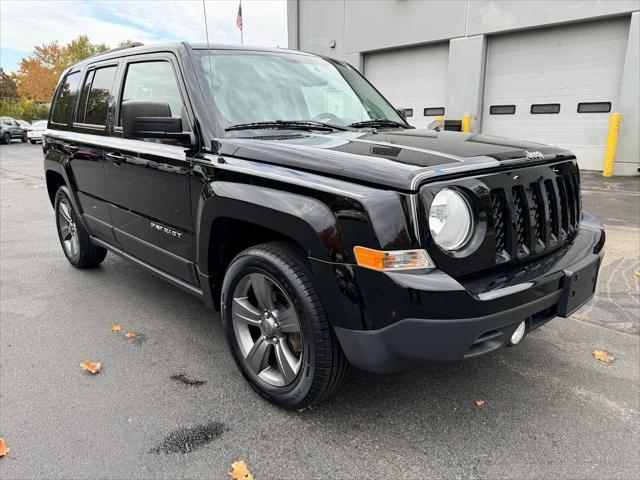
top-left (121, 101), bottom-right (193, 145)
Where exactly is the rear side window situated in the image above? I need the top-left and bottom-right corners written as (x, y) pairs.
top-left (51, 72), bottom-right (81, 125)
top-left (77, 66), bottom-right (117, 126)
top-left (119, 61), bottom-right (183, 124)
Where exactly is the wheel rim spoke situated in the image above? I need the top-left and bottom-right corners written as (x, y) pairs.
top-left (274, 342), bottom-right (298, 384)
top-left (232, 297), bottom-right (262, 326)
top-left (250, 273), bottom-right (275, 311)
top-left (245, 336), bottom-right (271, 374)
top-left (60, 224), bottom-right (71, 240)
top-left (59, 201), bottom-right (72, 223)
top-left (277, 307), bottom-right (300, 333)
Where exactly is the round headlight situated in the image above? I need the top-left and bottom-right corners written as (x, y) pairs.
top-left (429, 188), bottom-right (474, 251)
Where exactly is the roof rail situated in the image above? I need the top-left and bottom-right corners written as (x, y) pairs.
top-left (91, 42), bottom-right (144, 58)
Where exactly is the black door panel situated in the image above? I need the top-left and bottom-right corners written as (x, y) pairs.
top-left (104, 139), bottom-right (195, 281)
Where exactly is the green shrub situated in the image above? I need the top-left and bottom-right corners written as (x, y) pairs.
top-left (0, 97), bottom-right (49, 122)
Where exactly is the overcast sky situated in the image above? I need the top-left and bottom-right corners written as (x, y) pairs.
top-left (0, 0), bottom-right (288, 73)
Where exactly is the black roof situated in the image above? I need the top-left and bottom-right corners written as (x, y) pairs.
top-left (67, 42), bottom-right (313, 72)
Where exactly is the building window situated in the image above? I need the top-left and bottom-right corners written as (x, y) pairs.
top-left (489, 105), bottom-right (516, 115)
top-left (531, 103), bottom-right (560, 114)
top-left (403, 108), bottom-right (413, 117)
top-left (424, 107), bottom-right (445, 116)
top-left (577, 102), bottom-right (611, 113)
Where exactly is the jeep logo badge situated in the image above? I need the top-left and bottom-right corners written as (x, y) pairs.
top-left (524, 150), bottom-right (545, 160)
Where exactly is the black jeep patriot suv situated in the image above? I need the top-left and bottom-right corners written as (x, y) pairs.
top-left (44, 43), bottom-right (605, 409)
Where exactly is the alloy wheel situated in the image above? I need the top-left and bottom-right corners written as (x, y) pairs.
top-left (231, 273), bottom-right (303, 387)
top-left (57, 197), bottom-right (79, 259)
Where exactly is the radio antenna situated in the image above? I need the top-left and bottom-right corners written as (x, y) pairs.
top-left (202, 0), bottom-right (212, 50)
top-left (201, 0), bottom-right (214, 90)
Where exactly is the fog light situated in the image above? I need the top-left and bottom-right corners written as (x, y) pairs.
top-left (510, 321), bottom-right (526, 345)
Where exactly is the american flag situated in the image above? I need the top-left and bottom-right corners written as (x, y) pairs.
top-left (236, 1), bottom-right (243, 31)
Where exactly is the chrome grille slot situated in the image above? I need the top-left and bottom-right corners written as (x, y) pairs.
top-left (556, 175), bottom-right (570, 236)
top-left (512, 186), bottom-right (530, 258)
top-left (530, 182), bottom-right (545, 251)
top-left (544, 179), bottom-right (559, 245)
top-left (490, 191), bottom-right (509, 263)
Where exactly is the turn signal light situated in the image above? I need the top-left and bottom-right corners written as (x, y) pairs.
top-left (353, 246), bottom-right (435, 271)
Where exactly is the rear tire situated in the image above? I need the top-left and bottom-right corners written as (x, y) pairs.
top-left (54, 187), bottom-right (107, 268)
top-left (2, 133), bottom-right (10, 144)
top-left (21, 134), bottom-right (27, 143)
top-left (221, 241), bottom-right (350, 409)
top-left (29, 139), bottom-right (36, 144)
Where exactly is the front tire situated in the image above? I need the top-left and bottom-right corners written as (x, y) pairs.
top-left (29, 139), bottom-right (36, 144)
top-left (21, 134), bottom-right (27, 143)
top-left (2, 133), bottom-right (10, 144)
top-left (54, 187), bottom-right (107, 268)
top-left (221, 242), bottom-right (349, 409)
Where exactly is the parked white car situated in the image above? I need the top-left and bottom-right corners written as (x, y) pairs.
top-left (27, 120), bottom-right (47, 144)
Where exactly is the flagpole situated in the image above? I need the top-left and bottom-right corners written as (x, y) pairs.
top-left (240, 0), bottom-right (243, 44)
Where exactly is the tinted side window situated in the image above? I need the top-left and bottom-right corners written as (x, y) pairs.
top-left (77, 66), bottom-right (117, 126)
top-left (120, 61), bottom-right (183, 124)
top-left (51, 72), bottom-right (81, 125)
top-left (76, 70), bottom-right (95, 123)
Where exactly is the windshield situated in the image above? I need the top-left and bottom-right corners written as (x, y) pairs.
top-left (195, 49), bottom-right (405, 130)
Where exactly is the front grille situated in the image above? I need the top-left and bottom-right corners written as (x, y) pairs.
top-left (489, 170), bottom-right (581, 264)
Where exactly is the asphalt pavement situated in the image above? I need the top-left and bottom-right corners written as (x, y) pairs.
top-left (1, 142), bottom-right (638, 479)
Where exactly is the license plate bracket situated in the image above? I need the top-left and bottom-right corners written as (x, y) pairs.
top-left (557, 255), bottom-right (601, 317)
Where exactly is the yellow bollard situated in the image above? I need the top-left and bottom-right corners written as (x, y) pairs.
top-left (462, 114), bottom-right (472, 133)
top-left (603, 113), bottom-right (622, 177)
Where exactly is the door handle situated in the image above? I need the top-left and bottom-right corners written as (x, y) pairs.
top-left (106, 151), bottom-right (125, 166)
top-left (63, 144), bottom-right (79, 154)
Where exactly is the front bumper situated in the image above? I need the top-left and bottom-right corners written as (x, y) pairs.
top-left (315, 215), bottom-right (605, 374)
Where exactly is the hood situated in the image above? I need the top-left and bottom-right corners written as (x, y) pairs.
top-left (218, 129), bottom-right (575, 191)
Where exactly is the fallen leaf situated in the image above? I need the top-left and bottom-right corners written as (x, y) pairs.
top-left (593, 349), bottom-right (615, 364)
top-left (111, 325), bottom-right (122, 332)
top-left (0, 438), bottom-right (10, 457)
top-left (80, 361), bottom-right (101, 374)
top-left (475, 399), bottom-right (486, 406)
top-left (229, 460), bottom-right (254, 480)
top-left (296, 406), bottom-right (312, 413)
top-left (123, 332), bottom-right (138, 340)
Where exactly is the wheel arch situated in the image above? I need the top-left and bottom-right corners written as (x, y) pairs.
top-left (196, 181), bottom-right (349, 310)
top-left (46, 170), bottom-right (66, 206)
top-left (197, 181), bottom-right (346, 276)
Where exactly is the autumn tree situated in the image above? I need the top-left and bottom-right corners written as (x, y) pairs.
top-left (14, 35), bottom-right (108, 103)
top-left (0, 69), bottom-right (19, 98)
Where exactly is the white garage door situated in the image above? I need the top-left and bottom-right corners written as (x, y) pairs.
top-left (482, 17), bottom-right (630, 170)
top-left (365, 43), bottom-right (448, 129)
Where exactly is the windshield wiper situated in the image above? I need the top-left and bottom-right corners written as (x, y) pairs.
top-left (225, 120), bottom-right (352, 132)
top-left (348, 119), bottom-right (412, 129)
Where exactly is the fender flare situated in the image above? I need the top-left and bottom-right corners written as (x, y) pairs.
top-left (195, 181), bottom-right (347, 276)
top-left (44, 158), bottom-right (91, 233)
